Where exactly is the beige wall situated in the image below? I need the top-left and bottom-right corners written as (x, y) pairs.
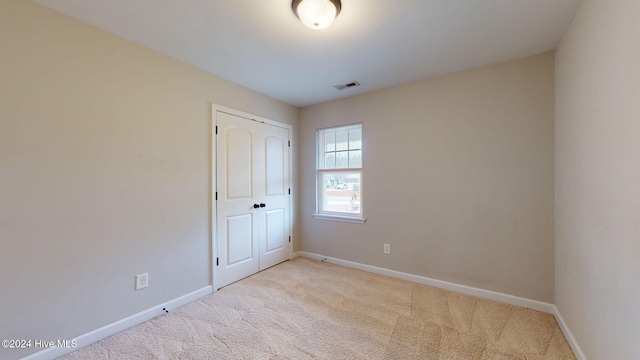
top-left (298, 53), bottom-right (555, 302)
top-left (0, 1), bottom-right (297, 359)
top-left (555, 0), bottom-right (640, 358)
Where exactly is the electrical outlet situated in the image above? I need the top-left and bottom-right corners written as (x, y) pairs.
top-left (384, 243), bottom-right (391, 255)
top-left (135, 273), bottom-right (148, 290)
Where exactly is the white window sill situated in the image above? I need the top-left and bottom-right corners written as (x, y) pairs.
top-left (312, 214), bottom-right (366, 224)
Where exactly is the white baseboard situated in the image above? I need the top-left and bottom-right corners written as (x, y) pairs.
top-left (293, 251), bottom-right (587, 358)
top-left (23, 255), bottom-right (587, 360)
top-left (21, 286), bottom-right (213, 360)
top-left (293, 251), bottom-right (554, 313)
top-left (551, 306), bottom-right (587, 360)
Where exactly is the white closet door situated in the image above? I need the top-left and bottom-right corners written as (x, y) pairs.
top-left (215, 110), bottom-right (290, 289)
top-left (258, 125), bottom-right (290, 270)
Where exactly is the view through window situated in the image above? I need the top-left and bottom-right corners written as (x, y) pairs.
top-left (316, 124), bottom-right (362, 218)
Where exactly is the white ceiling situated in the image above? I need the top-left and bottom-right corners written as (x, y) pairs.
top-left (34, 0), bottom-right (582, 107)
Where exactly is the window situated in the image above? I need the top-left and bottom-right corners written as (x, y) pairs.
top-left (314, 124), bottom-right (364, 223)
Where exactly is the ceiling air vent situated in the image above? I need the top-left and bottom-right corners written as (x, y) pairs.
top-left (334, 81), bottom-right (361, 90)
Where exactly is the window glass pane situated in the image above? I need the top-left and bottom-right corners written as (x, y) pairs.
top-left (322, 173), bottom-right (361, 214)
top-left (324, 153), bottom-right (335, 169)
top-left (325, 132), bottom-right (336, 152)
top-left (349, 129), bottom-right (361, 150)
top-left (317, 124), bottom-right (363, 218)
top-left (348, 150), bottom-right (362, 168)
top-left (336, 130), bottom-right (349, 151)
top-left (335, 151), bottom-right (348, 168)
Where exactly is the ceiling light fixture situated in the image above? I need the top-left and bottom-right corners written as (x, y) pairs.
top-left (292, 0), bottom-right (342, 30)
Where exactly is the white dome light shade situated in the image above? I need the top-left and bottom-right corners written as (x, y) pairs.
top-left (292, 0), bottom-right (342, 30)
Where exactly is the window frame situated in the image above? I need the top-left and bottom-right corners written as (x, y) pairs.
top-left (313, 123), bottom-right (365, 224)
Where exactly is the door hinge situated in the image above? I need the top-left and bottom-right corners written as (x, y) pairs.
top-left (215, 192), bottom-right (218, 200)
top-left (216, 257), bottom-right (219, 266)
top-left (289, 236), bottom-right (291, 243)
top-left (215, 126), bottom-right (218, 134)
top-left (288, 140), bottom-right (291, 147)
top-left (288, 188), bottom-right (291, 195)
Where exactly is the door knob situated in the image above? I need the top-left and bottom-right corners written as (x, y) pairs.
top-left (253, 204), bottom-right (260, 209)
top-left (260, 203), bottom-right (266, 208)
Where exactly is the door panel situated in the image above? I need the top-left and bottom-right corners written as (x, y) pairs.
top-left (265, 136), bottom-right (285, 196)
top-left (226, 214), bottom-right (253, 265)
top-left (225, 128), bottom-right (253, 199)
top-left (215, 110), bottom-right (290, 289)
top-left (264, 209), bottom-right (285, 254)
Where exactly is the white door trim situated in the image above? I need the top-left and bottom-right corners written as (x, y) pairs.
top-left (211, 104), bottom-right (293, 292)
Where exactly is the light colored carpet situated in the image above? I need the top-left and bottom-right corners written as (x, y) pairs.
top-left (59, 257), bottom-right (576, 359)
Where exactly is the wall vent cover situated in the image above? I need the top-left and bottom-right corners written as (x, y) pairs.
top-left (334, 81), bottom-right (360, 90)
